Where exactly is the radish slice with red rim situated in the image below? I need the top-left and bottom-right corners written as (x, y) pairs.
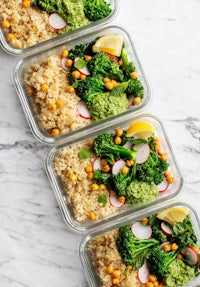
top-left (131, 222), bottom-right (152, 239)
top-left (160, 222), bottom-right (172, 236)
top-left (109, 194), bottom-right (125, 208)
top-left (61, 58), bottom-right (70, 71)
top-left (134, 143), bottom-right (150, 164)
top-left (111, 159), bottom-right (126, 175)
top-left (74, 57), bottom-right (90, 76)
top-left (77, 101), bottom-right (91, 119)
top-left (181, 246), bottom-right (199, 265)
top-left (48, 13), bottom-right (67, 30)
top-left (157, 177), bottom-right (169, 193)
top-left (93, 157), bottom-right (102, 171)
top-left (137, 261), bottom-right (149, 284)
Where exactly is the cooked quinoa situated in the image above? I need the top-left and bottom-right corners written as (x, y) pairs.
top-left (24, 55), bottom-right (91, 135)
top-left (89, 230), bottom-right (144, 287)
top-left (0, 0), bottom-right (58, 49)
top-left (54, 143), bottom-right (116, 221)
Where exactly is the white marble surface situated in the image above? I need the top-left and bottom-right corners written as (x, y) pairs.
top-left (1, 0), bottom-right (200, 286)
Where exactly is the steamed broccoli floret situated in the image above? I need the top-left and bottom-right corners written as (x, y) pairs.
top-left (116, 224), bottom-right (159, 270)
top-left (111, 167), bottom-right (135, 196)
top-left (33, 0), bottom-right (58, 12)
top-left (68, 43), bottom-right (93, 60)
top-left (93, 169), bottom-right (111, 187)
top-left (147, 246), bottom-right (178, 281)
top-left (83, 0), bottom-right (112, 21)
top-left (93, 133), bottom-right (136, 164)
top-left (126, 79), bottom-right (144, 98)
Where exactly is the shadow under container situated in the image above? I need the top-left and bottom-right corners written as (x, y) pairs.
top-left (13, 25), bottom-right (151, 145)
top-left (79, 201), bottom-right (200, 287)
top-left (0, 0), bottom-right (119, 56)
top-left (45, 114), bottom-right (183, 233)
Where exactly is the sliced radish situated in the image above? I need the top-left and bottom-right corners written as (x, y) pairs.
top-left (123, 141), bottom-right (132, 150)
top-left (160, 222), bottom-right (173, 236)
top-left (111, 159), bottom-right (126, 175)
top-left (137, 261), bottom-right (149, 284)
top-left (131, 222), bottom-right (152, 239)
top-left (134, 143), bottom-right (150, 164)
top-left (61, 58), bottom-right (70, 71)
top-left (48, 13), bottom-right (67, 30)
top-left (109, 194), bottom-right (125, 208)
top-left (93, 157), bottom-right (102, 171)
top-left (160, 241), bottom-right (171, 249)
top-left (128, 95), bottom-right (134, 108)
top-left (181, 246), bottom-right (199, 265)
top-left (157, 177), bottom-right (169, 193)
top-left (74, 57), bottom-right (90, 76)
top-left (77, 101), bottom-right (91, 119)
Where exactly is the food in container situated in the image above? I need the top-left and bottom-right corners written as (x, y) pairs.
top-left (0, 0), bottom-right (118, 55)
top-left (79, 203), bottom-right (200, 287)
top-left (13, 26), bottom-right (151, 144)
top-left (45, 115), bottom-right (183, 232)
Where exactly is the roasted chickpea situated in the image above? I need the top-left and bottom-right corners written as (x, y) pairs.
top-left (88, 211), bottom-right (96, 220)
top-left (130, 71), bottom-right (138, 79)
top-left (102, 164), bottom-right (110, 172)
top-left (148, 274), bottom-right (157, 283)
top-left (121, 165), bottom-right (129, 174)
top-left (72, 70), bottom-right (81, 79)
top-left (114, 136), bottom-right (122, 145)
top-left (112, 278), bottom-right (120, 285)
top-left (91, 183), bottom-right (99, 191)
top-left (80, 74), bottom-right (87, 80)
top-left (117, 196), bottom-right (125, 203)
top-left (99, 184), bottom-right (106, 190)
top-left (171, 243), bottom-right (178, 250)
top-left (40, 83), bottom-right (48, 92)
top-left (105, 81), bottom-right (114, 90)
top-left (61, 49), bottom-right (68, 58)
top-left (7, 33), bottom-right (16, 41)
top-left (49, 103), bottom-right (57, 110)
top-left (167, 176), bottom-right (175, 184)
top-left (177, 253), bottom-right (183, 260)
top-left (68, 173), bottom-right (77, 181)
top-left (141, 217), bottom-right (149, 225)
top-left (65, 58), bottom-right (73, 67)
top-left (87, 172), bottom-right (94, 180)
top-left (87, 140), bottom-right (93, 148)
top-left (133, 97), bottom-right (141, 106)
top-left (85, 55), bottom-right (92, 62)
top-left (126, 160), bottom-right (134, 167)
top-left (106, 265), bottom-right (114, 274)
top-left (50, 128), bottom-right (59, 136)
top-left (66, 86), bottom-right (75, 93)
top-left (112, 270), bottom-right (121, 278)
top-left (56, 99), bottom-right (64, 108)
top-left (1, 20), bottom-right (10, 29)
top-left (163, 243), bottom-right (171, 252)
top-left (160, 154), bottom-right (167, 161)
top-left (26, 86), bottom-right (34, 95)
top-left (146, 282), bottom-right (154, 287)
top-left (115, 128), bottom-right (123, 137)
top-left (103, 77), bottom-right (110, 83)
top-left (85, 165), bottom-right (93, 173)
top-left (22, 0), bottom-right (31, 8)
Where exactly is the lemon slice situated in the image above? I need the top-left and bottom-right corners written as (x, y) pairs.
top-left (157, 207), bottom-right (189, 226)
top-left (92, 34), bottom-right (123, 57)
top-left (126, 121), bottom-right (154, 139)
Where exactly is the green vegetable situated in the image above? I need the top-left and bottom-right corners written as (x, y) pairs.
top-left (126, 180), bottom-right (158, 203)
top-left (97, 194), bottom-right (107, 207)
top-left (83, 0), bottom-right (111, 21)
top-left (94, 170), bottom-right (111, 187)
top-left (110, 82), bottom-right (129, 97)
top-left (126, 79), bottom-right (144, 99)
top-left (68, 43), bottom-right (93, 60)
top-left (90, 92), bottom-right (128, 120)
top-left (165, 259), bottom-right (195, 287)
top-left (121, 46), bottom-right (135, 80)
top-left (147, 246), bottom-right (178, 281)
top-left (93, 133), bottom-right (137, 164)
top-left (74, 58), bottom-right (87, 69)
top-left (116, 224), bottom-right (159, 270)
top-left (33, 0), bottom-right (58, 13)
top-left (78, 148), bottom-right (92, 159)
top-left (111, 167), bottom-right (135, 196)
top-left (149, 215), bottom-right (168, 243)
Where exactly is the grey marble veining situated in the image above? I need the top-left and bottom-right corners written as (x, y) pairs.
top-left (1, 0), bottom-right (200, 286)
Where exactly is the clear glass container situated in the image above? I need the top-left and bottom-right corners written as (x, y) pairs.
top-left (45, 114), bottom-right (183, 233)
top-left (0, 0), bottom-right (119, 56)
top-left (79, 201), bottom-right (200, 287)
top-left (13, 25), bottom-right (151, 145)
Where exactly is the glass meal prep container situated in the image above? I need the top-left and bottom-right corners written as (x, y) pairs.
top-left (45, 114), bottom-right (183, 233)
top-left (13, 25), bottom-right (151, 145)
top-left (0, 0), bottom-right (119, 56)
top-left (79, 201), bottom-right (200, 287)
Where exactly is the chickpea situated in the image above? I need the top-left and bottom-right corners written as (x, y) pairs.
top-left (109, 189), bottom-right (116, 195)
top-left (171, 243), bottom-right (178, 251)
top-left (61, 49), bottom-right (68, 58)
top-left (115, 128), bottom-right (123, 137)
top-left (126, 160), bottom-right (134, 167)
top-left (65, 58), bottom-right (73, 67)
top-left (146, 282), bottom-right (154, 287)
top-left (102, 165), bottom-right (110, 172)
top-left (126, 265), bottom-right (132, 271)
top-left (154, 281), bottom-right (159, 287)
top-left (40, 83), bottom-right (48, 92)
top-left (118, 59), bottom-right (123, 66)
top-left (66, 86), bottom-right (75, 93)
top-left (177, 253), bottom-right (183, 260)
top-left (148, 274), bottom-right (157, 283)
top-left (112, 269), bottom-right (121, 278)
top-left (68, 173), bottom-right (77, 181)
top-left (99, 184), bottom-right (106, 190)
top-left (114, 136), bottom-right (122, 145)
top-left (160, 154), bottom-right (167, 161)
top-left (133, 97), bottom-right (141, 106)
top-left (100, 159), bottom-right (108, 166)
top-left (56, 99), bottom-right (64, 108)
top-left (103, 77), bottom-right (110, 83)
top-left (121, 165), bottom-right (129, 174)
top-left (130, 71), bottom-right (138, 79)
top-left (111, 79), bottom-right (118, 87)
top-left (162, 243), bottom-right (171, 252)
top-left (106, 265), bottom-right (114, 274)
top-left (91, 183), bottom-right (99, 191)
top-left (192, 246), bottom-right (199, 253)
top-left (85, 165), bottom-right (93, 173)
top-left (85, 55), bottom-right (92, 62)
top-left (87, 140), bottom-right (93, 148)
top-left (22, 0), bottom-right (31, 8)
top-left (80, 74), bottom-right (87, 80)
top-left (154, 143), bottom-right (160, 152)
top-left (88, 211), bottom-right (96, 220)
top-left (141, 217), bottom-right (149, 225)
top-left (50, 128), bottom-right (59, 137)
top-left (72, 70), bottom-right (81, 79)
top-left (26, 86), bottom-right (34, 95)
top-left (112, 278), bottom-right (120, 285)
top-left (105, 81), bottom-right (114, 90)
top-left (117, 196), bottom-right (125, 203)
top-left (1, 20), bottom-right (10, 29)
top-left (167, 176), bottom-right (175, 184)
top-left (153, 136), bottom-right (159, 143)
top-left (87, 172), bottom-right (94, 180)
top-left (49, 103), bottom-right (57, 110)
top-left (159, 284), bottom-right (165, 287)
top-left (7, 33), bottom-right (16, 41)
top-left (158, 150), bottom-right (165, 156)
top-left (164, 170), bottom-right (171, 178)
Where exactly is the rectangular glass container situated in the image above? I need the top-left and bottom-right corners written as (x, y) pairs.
top-left (13, 25), bottom-right (151, 145)
top-left (79, 201), bottom-right (200, 287)
top-left (45, 114), bottom-right (183, 233)
top-left (0, 0), bottom-right (119, 56)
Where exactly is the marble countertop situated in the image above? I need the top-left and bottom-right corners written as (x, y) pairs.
top-left (1, 0), bottom-right (200, 286)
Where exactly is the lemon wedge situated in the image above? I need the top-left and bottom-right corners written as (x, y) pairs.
top-left (157, 207), bottom-right (189, 226)
top-left (126, 121), bottom-right (154, 139)
top-left (92, 34), bottom-right (123, 57)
